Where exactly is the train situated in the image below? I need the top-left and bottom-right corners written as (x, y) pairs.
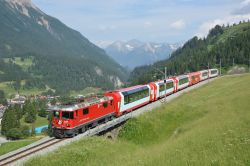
top-left (49, 68), bottom-right (219, 138)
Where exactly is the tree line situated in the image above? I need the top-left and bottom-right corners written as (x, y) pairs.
top-left (1, 99), bottom-right (49, 140)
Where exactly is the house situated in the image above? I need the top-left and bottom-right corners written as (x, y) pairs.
top-left (9, 94), bottom-right (26, 105)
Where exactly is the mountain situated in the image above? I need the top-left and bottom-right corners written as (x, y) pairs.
top-left (105, 39), bottom-right (182, 69)
top-left (129, 22), bottom-right (250, 85)
top-left (0, 0), bottom-right (128, 94)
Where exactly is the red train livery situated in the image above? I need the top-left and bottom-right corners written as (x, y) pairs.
top-left (50, 69), bottom-right (218, 138)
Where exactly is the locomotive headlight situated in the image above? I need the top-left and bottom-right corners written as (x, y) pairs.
top-left (58, 120), bottom-right (62, 124)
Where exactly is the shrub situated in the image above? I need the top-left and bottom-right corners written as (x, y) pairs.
top-left (20, 125), bottom-right (30, 137)
top-left (6, 128), bottom-right (22, 140)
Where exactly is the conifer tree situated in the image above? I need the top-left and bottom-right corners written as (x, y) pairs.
top-left (1, 107), bottom-right (20, 135)
top-left (24, 101), bottom-right (37, 123)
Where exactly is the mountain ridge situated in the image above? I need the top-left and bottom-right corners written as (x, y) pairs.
top-left (0, 0), bottom-right (127, 95)
top-left (105, 40), bottom-right (183, 69)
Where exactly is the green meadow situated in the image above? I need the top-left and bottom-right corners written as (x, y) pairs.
top-left (25, 74), bottom-right (250, 166)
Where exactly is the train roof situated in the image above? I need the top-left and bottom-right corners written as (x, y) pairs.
top-left (200, 69), bottom-right (209, 73)
top-left (48, 96), bottom-right (113, 112)
top-left (153, 78), bottom-right (174, 84)
top-left (176, 75), bottom-right (188, 79)
top-left (106, 85), bottom-right (148, 93)
top-left (188, 71), bottom-right (200, 75)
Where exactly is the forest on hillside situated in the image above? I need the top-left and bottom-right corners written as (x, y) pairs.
top-left (129, 22), bottom-right (250, 85)
top-left (0, 53), bottom-right (128, 95)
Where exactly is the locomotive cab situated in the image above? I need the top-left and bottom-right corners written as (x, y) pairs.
top-left (51, 110), bottom-right (76, 138)
top-left (52, 111), bottom-right (74, 127)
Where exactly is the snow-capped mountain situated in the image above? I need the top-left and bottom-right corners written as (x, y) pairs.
top-left (105, 40), bottom-right (183, 69)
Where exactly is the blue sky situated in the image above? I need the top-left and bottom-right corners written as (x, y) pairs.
top-left (33, 0), bottom-right (250, 47)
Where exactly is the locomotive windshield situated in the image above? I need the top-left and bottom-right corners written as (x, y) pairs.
top-left (62, 111), bottom-right (74, 119)
top-left (53, 111), bottom-right (60, 119)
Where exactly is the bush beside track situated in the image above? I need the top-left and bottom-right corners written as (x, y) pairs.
top-left (26, 74), bottom-right (250, 166)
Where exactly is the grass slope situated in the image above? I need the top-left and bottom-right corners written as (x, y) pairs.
top-left (20, 116), bottom-right (48, 128)
top-left (25, 74), bottom-right (250, 166)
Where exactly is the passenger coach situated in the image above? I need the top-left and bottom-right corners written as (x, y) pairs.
top-left (104, 85), bottom-right (152, 116)
top-left (149, 78), bottom-right (176, 101)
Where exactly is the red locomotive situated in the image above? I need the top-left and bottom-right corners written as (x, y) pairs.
top-left (51, 96), bottom-right (116, 138)
top-left (50, 69), bottom-right (218, 138)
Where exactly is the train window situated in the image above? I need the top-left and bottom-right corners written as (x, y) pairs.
top-left (166, 82), bottom-right (174, 89)
top-left (124, 88), bottom-right (149, 105)
top-left (159, 84), bottom-right (165, 92)
top-left (160, 82), bottom-right (174, 92)
top-left (62, 112), bottom-right (73, 119)
top-left (103, 102), bottom-right (108, 108)
top-left (179, 77), bottom-right (188, 85)
top-left (124, 96), bottom-right (129, 105)
top-left (83, 108), bottom-right (89, 115)
top-left (211, 70), bottom-right (217, 74)
top-left (192, 76), bottom-right (195, 80)
top-left (53, 111), bottom-right (60, 119)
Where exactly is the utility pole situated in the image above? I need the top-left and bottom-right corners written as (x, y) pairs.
top-left (220, 58), bottom-right (222, 76)
top-left (207, 62), bottom-right (210, 79)
top-left (165, 67), bottom-right (167, 79)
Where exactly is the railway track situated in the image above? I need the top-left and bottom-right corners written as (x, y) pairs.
top-left (0, 138), bottom-right (64, 166)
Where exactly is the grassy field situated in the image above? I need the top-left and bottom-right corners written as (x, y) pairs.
top-left (25, 74), bottom-right (250, 166)
top-left (20, 116), bottom-right (48, 128)
top-left (69, 87), bottom-right (104, 97)
top-left (0, 56), bottom-right (51, 97)
top-left (0, 139), bottom-right (38, 156)
top-left (3, 57), bottom-right (33, 71)
top-left (0, 81), bottom-right (49, 98)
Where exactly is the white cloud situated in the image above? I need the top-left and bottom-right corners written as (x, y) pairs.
top-left (170, 19), bottom-right (186, 30)
top-left (241, 0), bottom-right (250, 5)
top-left (196, 14), bottom-right (250, 37)
top-left (233, 0), bottom-right (250, 15)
